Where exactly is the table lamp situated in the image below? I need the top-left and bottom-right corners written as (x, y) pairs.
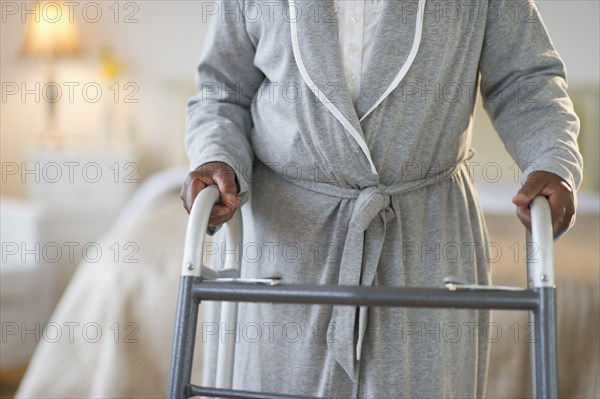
top-left (20, 1), bottom-right (82, 148)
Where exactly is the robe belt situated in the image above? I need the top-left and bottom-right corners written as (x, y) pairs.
top-left (264, 151), bottom-right (473, 381)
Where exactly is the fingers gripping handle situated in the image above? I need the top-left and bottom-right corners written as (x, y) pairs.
top-left (181, 185), bottom-right (242, 277)
top-left (527, 196), bottom-right (555, 288)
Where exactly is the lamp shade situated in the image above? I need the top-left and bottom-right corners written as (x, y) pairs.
top-left (20, 1), bottom-right (82, 59)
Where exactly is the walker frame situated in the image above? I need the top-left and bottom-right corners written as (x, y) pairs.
top-left (167, 186), bottom-right (558, 398)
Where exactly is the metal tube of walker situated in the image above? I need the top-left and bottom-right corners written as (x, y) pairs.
top-left (180, 184), bottom-right (242, 390)
top-left (527, 196), bottom-right (558, 398)
top-left (169, 186), bottom-right (220, 398)
top-left (216, 211), bottom-right (242, 389)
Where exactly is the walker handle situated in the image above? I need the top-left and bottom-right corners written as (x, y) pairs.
top-left (180, 185), bottom-right (242, 278)
top-left (526, 196), bottom-right (554, 288)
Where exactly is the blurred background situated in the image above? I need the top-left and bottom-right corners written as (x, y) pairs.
top-left (1, 1), bottom-right (598, 398)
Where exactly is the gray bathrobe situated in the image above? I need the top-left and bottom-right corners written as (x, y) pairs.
top-left (186, 1), bottom-right (582, 397)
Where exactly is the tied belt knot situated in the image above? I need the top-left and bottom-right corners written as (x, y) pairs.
top-left (330, 184), bottom-right (396, 381)
top-left (270, 152), bottom-right (473, 381)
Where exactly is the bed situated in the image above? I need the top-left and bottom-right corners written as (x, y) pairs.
top-left (15, 170), bottom-right (600, 398)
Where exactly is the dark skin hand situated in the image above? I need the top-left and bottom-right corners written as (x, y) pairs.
top-left (512, 170), bottom-right (575, 239)
top-left (182, 165), bottom-right (574, 238)
top-left (180, 162), bottom-right (241, 227)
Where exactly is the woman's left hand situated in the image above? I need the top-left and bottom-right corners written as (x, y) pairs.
top-left (512, 171), bottom-right (575, 239)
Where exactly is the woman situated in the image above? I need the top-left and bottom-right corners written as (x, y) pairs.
top-left (181, 1), bottom-right (581, 397)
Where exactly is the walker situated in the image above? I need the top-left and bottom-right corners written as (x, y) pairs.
top-left (167, 186), bottom-right (558, 398)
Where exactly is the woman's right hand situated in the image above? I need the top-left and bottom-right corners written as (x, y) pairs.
top-left (180, 162), bottom-right (241, 227)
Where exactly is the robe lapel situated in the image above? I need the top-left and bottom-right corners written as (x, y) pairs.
top-left (288, 0), bottom-right (365, 143)
top-left (356, 0), bottom-right (424, 121)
